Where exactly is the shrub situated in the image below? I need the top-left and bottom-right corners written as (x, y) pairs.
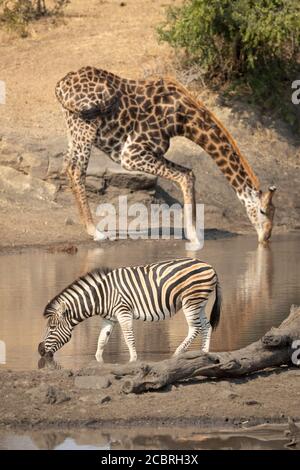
top-left (158, 0), bottom-right (300, 127)
top-left (0, 0), bottom-right (70, 37)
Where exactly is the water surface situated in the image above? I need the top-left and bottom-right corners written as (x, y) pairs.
top-left (0, 234), bottom-right (299, 370)
top-left (0, 425), bottom-right (292, 450)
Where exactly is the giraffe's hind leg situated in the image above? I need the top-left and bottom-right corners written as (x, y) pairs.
top-left (121, 142), bottom-right (201, 249)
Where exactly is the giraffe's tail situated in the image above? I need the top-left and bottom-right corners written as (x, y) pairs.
top-left (210, 276), bottom-right (222, 331)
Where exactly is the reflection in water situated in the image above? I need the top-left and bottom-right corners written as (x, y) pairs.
top-left (212, 244), bottom-right (274, 351)
top-left (38, 356), bottom-right (61, 370)
top-left (0, 427), bottom-right (291, 450)
top-left (0, 234), bottom-right (300, 370)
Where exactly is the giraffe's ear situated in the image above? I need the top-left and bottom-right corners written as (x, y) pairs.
top-left (266, 185), bottom-right (276, 204)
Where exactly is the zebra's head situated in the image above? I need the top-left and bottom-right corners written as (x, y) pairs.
top-left (38, 298), bottom-right (73, 357)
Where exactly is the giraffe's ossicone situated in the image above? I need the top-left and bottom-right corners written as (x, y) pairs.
top-left (55, 66), bottom-right (276, 246)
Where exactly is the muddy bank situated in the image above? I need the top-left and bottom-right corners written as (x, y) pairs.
top-left (0, 134), bottom-right (299, 250)
top-left (0, 364), bottom-right (300, 431)
top-left (0, 1), bottom-right (299, 249)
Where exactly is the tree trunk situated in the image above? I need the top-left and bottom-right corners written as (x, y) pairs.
top-left (118, 305), bottom-right (300, 394)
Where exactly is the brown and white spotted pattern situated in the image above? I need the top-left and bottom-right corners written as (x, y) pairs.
top-left (55, 66), bottom-right (276, 246)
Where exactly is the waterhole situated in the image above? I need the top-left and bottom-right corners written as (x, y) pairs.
top-left (0, 234), bottom-right (299, 370)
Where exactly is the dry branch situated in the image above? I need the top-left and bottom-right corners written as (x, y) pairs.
top-left (118, 305), bottom-right (300, 393)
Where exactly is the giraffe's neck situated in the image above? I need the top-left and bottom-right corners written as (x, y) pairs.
top-left (179, 93), bottom-right (260, 199)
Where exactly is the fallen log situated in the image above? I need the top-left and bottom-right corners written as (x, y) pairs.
top-left (120, 305), bottom-right (300, 393)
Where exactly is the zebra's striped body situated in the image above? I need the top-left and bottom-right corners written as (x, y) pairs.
top-left (38, 258), bottom-right (221, 362)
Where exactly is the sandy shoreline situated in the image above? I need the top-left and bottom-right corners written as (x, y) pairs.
top-left (1, 364), bottom-right (300, 432)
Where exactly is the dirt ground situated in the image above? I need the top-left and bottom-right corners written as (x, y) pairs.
top-left (0, 0), bottom-right (300, 440)
top-left (0, 363), bottom-right (300, 432)
top-left (0, 0), bottom-right (300, 249)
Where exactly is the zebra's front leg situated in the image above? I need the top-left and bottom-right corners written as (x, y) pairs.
top-left (95, 319), bottom-right (115, 363)
top-left (117, 313), bottom-right (137, 362)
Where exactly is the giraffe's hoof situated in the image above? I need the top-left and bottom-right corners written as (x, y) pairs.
top-left (93, 228), bottom-right (107, 242)
top-left (185, 239), bottom-right (203, 251)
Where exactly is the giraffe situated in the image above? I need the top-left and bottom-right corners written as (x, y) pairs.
top-left (55, 66), bottom-right (276, 247)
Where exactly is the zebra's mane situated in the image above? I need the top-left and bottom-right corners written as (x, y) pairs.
top-left (43, 267), bottom-right (112, 318)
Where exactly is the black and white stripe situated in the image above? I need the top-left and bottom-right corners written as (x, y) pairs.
top-left (39, 258), bottom-right (221, 361)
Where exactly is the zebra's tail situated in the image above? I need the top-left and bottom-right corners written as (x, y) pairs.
top-left (210, 276), bottom-right (222, 331)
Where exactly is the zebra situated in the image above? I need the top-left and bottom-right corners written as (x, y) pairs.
top-left (38, 258), bottom-right (222, 362)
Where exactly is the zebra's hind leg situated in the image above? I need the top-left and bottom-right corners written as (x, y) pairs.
top-left (95, 319), bottom-right (115, 363)
top-left (199, 305), bottom-right (212, 353)
top-left (173, 307), bottom-right (201, 356)
top-left (117, 313), bottom-right (137, 362)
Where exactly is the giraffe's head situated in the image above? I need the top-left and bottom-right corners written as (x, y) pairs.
top-left (243, 186), bottom-right (276, 243)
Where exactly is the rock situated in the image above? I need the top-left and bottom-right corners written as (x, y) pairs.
top-left (86, 167), bottom-right (106, 179)
top-left (0, 166), bottom-right (57, 201)
top-left (65, 216), bottom-right (75, 226)
top-left (44, 386), bottom-right (70, 405)
top-left (17, 152), bottom-right (49, 179)
top-left (99, 395), bottom-right (111, 404)
top-left (105, 169), bottom-right (157, 191)
top-left (227, 392), bottom-right (239, 400)
top-left (0, 138), bottom-right (20, 167)
top-left (47, 153), bottom-right (63, 179)
top-left (244, 400), bottom-right (261, 406)
top-left (47, 244), bottom-right (78, 255)
top-left (86, 175), bottom-right (106, 193)
top-left (74, 375), bottom-right (112, 390)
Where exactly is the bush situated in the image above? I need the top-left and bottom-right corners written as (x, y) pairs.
top-left (0, 0), bottom-right (70, 37)
top-left (158, 0), bottom-right (300, 127)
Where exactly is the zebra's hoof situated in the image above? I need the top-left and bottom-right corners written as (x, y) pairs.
top-left (95, 354), bottom-right (104, 363)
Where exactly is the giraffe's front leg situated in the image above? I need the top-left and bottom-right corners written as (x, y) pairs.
top-left (63, 117), bottom-right (106, 240)
top-left (65, 141), bottom-right (105, 240)
top-left (117, 313), bottom-right (137, 362)
top-left (67, 164), bottom-right (97, 237)
top-left (95, 319), bottom-right (115, 363)
top-left (180, 171), bottom-right (203, 251)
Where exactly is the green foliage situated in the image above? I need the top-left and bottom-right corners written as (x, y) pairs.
top-left (158, 0), bottom-right (300, 127)
top-left (0, 0), bottom-right (70, 37)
